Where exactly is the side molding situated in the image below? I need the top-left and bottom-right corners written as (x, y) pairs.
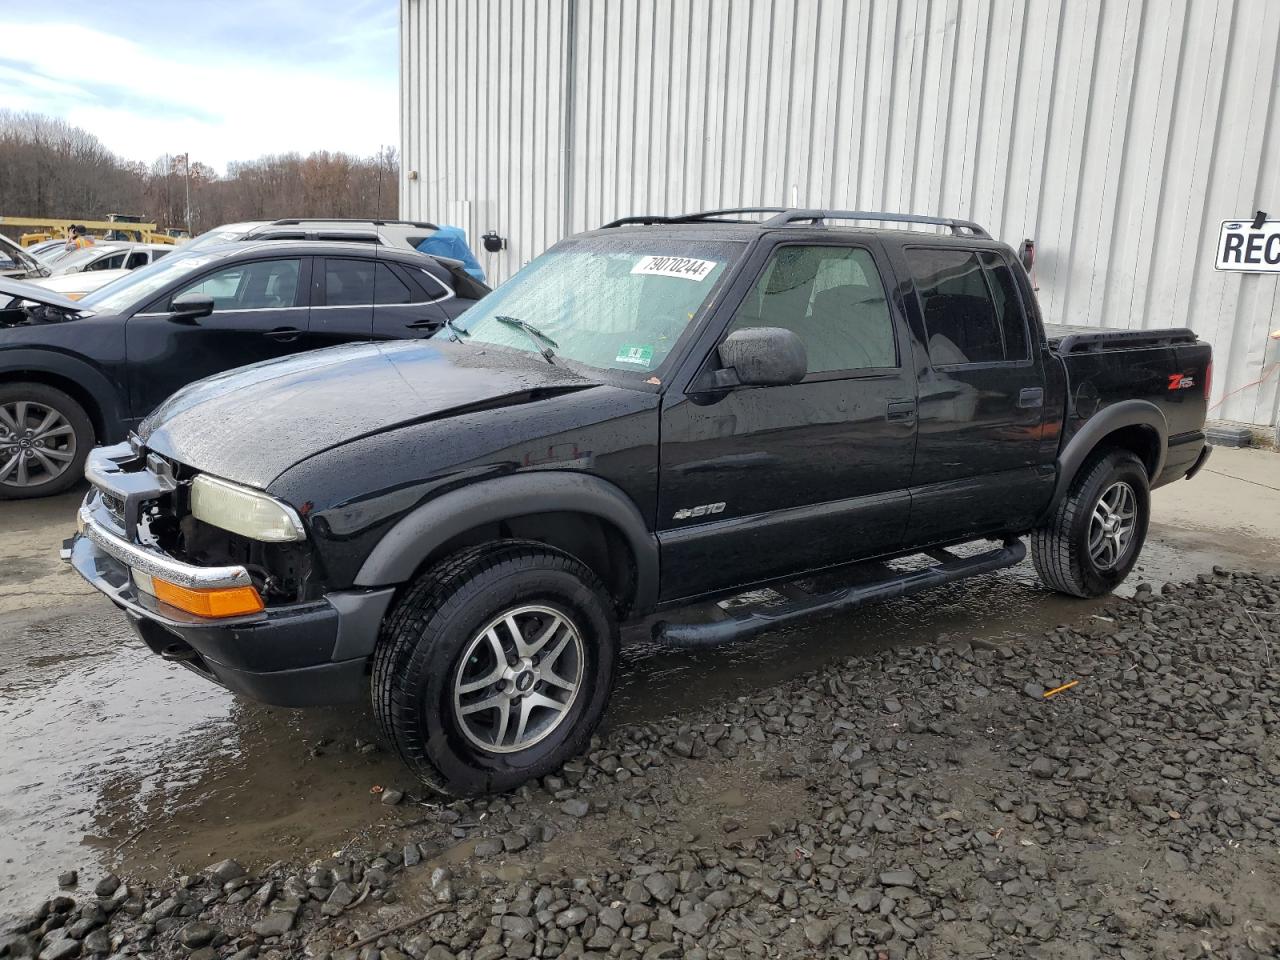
top-left (353, 471), bottom-right (659, 611)
top-left (1051, 400), bottom-right (1169, 507)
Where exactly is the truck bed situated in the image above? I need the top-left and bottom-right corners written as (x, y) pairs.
top-left (1046, 322), bottom-right (1211, 489)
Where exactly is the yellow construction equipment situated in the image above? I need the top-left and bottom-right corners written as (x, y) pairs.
top-left (2, 216), bottom-right (183, 246)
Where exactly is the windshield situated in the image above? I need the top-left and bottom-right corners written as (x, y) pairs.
top-left (451, 237), bottom-right (743, 376)
top-left (79, 250), bottom-right (226, 313)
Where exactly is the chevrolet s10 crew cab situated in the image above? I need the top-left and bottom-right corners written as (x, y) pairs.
top-left (65, 208), bottom-right (1213, 796)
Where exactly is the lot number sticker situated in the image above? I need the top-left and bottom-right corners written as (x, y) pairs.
top-left (631, 256), bottom-right (718, 281)
top-left (1215, 219), bottom-right (1280, 273)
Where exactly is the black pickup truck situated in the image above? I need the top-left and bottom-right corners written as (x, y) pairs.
top-left (65, 208), bottom-right (1212, 796)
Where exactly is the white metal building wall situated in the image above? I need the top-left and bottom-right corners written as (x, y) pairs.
top-left (401, 0), bottom-right (1280, 427)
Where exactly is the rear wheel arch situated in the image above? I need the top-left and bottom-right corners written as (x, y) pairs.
top-left (354, 472), bottom-right (659, 617)
top-left (1095, 423), bottom-right (1161, 478)
top-left (1051, 401), bottom-right (1167, 509)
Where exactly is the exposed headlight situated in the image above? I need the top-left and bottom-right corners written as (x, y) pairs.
top-left (190, 474), bottom-right (305, 542)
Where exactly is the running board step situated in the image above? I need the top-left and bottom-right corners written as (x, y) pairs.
top-left (652, 540), bottom-right (1026, 649)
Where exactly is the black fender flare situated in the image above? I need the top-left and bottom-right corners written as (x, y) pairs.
top-left (0, 349), bottom-right (129, 442)
top-left (353, 471), bottom-right (660, 612)
top-left (1050, 399), bottom-right (1168, 507)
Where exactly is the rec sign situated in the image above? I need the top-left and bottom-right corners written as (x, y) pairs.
top-left (1215, 219), bottom-right (1280, 273)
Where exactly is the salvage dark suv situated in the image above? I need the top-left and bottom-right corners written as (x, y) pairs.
top-left (0, 241), bottom-right (488, 498)
top-left (66, 208), bottom-right (1212, 796)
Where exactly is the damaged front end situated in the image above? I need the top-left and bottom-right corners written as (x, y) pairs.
top-left (63, 440), bottom-right (392, 707)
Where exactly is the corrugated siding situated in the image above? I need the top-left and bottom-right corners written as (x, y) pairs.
top-left (402, 0), bottom-right (1280, 426)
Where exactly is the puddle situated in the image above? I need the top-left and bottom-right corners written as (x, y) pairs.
top-left (0, 520), bottom-right (1273, 921)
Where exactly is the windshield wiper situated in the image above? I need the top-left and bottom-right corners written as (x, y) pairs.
top-left (444, 317), bottom-right (470, 340)
top-left (494, 315), bottom-right (558, 365)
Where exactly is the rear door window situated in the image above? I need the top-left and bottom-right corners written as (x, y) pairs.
top-left (324, 258), bottom-right (376, 306)
top-left (906, 248), bottom-right (1027, 365)
top-left (979, 252), bottom-right (1029, 361)
top-left (373, 263), bottom-right (414, 304)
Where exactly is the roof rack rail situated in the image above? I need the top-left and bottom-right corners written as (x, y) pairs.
top-left (601, 207), bottom-right (790, 228)
top-left (765, 209), bottom-right (989, 237)
top-left (601, 207), bottom-right (988, 237)
top-left (269, 218), bottom-right (440, 230)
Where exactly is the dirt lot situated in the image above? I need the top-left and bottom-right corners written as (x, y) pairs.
top-left (1, 448), bottom-right (1278, 958)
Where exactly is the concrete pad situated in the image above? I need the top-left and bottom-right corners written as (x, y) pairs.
top-left (1153, 446), bottom-right (1280, 550)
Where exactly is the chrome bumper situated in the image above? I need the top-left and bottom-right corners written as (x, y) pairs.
top-left (75, 502), bottom-right (252, 590)
top-left (65, 442), bottom-right (252, 591)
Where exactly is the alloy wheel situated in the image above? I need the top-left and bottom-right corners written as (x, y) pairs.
top-left (1088, 480), bottom-right (1137, 571)
top-left (452, 604), bottom-right (584, 754)
top-left (0, 400), bottom-right (77, 488)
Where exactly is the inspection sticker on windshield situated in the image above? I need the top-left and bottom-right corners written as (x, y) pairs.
top-left (615, 344), bottom-right (654, 367)
top-left (630, 255), bottom-right (718, 281)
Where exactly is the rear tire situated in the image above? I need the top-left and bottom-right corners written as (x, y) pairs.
top-left (1032, 449), bottom-right (1150, 598)
top-left (371, 541), bottom-right (619, 796)
top-left (0, 383), bottom-right (94, 500)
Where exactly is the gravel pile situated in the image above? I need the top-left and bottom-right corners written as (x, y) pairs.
top-left (4, 569), bottom-right (1278, 959)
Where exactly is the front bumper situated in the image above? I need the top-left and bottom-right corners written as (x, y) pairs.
top-left (65, 448), bottom-right (393, 707)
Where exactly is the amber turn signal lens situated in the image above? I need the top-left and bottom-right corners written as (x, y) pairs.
top-left (151, 578), bottom-right (265, 618)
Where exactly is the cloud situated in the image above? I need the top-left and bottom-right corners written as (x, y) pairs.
top-left (0, 12), bottom-right (397, 173)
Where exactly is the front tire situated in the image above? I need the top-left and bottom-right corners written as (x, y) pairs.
top-left (1032, 449), bottom-right (1150, 598)
top-left (0, 383), bottom-right (94, 499)
top-left (371, 541), bottom-right (619, 796)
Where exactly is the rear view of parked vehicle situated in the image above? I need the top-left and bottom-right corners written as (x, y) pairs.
top-left (64, 207), bottom-right (1213, 796)
top-left (0, 241), bottom-right (489, 498)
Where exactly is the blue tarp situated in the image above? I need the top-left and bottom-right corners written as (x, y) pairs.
top-left (416, 226), bottom-right (486, 283)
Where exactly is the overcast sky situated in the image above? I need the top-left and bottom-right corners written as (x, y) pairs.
top-left (0, 0), bottom-right (399, 173)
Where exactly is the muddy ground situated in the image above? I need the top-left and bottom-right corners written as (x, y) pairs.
top-left (2, 448), bottom-right (1278, 958)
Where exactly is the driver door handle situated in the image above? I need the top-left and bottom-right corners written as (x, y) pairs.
top-left (264, 326), bottom-right (303, 343)
top-left (886, 398), bottom-right (917, 421)
top-left (404, 319), bottom-right (441, 330)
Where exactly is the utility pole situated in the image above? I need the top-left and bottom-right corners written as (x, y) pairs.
top-left (182, 153), bottom-right (192, 234)
top-left (376, 145), bottom-right (384, 219)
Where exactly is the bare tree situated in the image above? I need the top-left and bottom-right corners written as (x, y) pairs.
top-left (0, 110), bottom-right (399, 237)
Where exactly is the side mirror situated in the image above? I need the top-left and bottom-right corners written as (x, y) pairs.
top-left (169, 292), bottom-right (214, 323)
top-left (715, 327), bottom-right (807, 387)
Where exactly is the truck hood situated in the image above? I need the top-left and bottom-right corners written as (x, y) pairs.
top-left (140, 339), bottom-right (600, 489)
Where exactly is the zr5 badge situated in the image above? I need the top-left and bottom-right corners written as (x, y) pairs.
top-left (1168, 373), bottom-right (1196, 390)
top-left (673, 502), bottom-right (726, 521)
